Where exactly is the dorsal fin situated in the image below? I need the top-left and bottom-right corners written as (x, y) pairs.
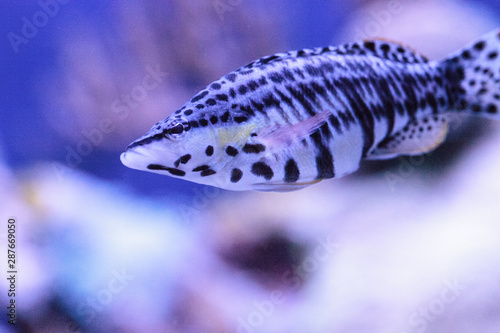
top-left (238, 37), bottom-right (429, 71)
top-left (332, 39), bottom-right (429, 64)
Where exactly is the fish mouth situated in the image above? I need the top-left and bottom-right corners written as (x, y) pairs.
top-left (120, 149), bottom-right (148, 171)
top-left (120, 142), bottom-right (180, 173)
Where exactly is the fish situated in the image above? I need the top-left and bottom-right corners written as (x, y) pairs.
top-left (121, 29), bottom-right (500, 192)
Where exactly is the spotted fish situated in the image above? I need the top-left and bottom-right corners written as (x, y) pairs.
top-left (121, 29), bottom-right (500, 191)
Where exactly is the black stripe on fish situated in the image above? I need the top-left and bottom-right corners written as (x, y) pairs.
top-left (192, 165), bottom-right (210, 172)
top-left (336, 77), bottom-right (375, 156)
top-left (310, 132), bottom-right (335, 179)
top-left (147, 164), bottom-right (186, 176)
top-left (191, 91), bottom-right (209, 103)
top-left (286, 85), bottom-right (316, 117)
top-left (230, 168), bottom-right (243, 183)
top-left (262, 93), bottom-right (289, 122)
top-left (201, 169), bottom-right (217, 177)
top-left (243, 144), bottom-right (266, 154)
top-left (274, 88), bottom-right (302, 120)
top-left (284, 158), bottom-right (300, 182)
top-left (373, 76), bottom-right (396, 141)
top-left (251, 162), bottom-right (274, 180)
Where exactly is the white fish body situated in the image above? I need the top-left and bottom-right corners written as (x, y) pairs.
top-left (121, 29), bottom-right (500, 191)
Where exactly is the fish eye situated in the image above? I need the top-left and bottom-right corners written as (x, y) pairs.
top-left (165, 120), bottom-right (190, 140)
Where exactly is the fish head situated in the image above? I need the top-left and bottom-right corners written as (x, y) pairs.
top-left (120, 107), bottom-right (257, 189)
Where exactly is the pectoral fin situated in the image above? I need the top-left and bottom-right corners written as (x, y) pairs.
top-left (366, 115), bottom-right (448, 160)
top-left (258, 111), bottom-right (331, 149)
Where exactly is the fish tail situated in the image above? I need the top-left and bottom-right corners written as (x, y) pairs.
top-left (441, 29), bottom-right (500, 118)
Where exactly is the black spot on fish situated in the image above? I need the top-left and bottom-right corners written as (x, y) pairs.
top-left (380, 43), bottom-right (390, 52)
top-left (184, 109), bottom-right (193, 115)
top-left (201, 169), bottom-right (216, 177)
top-left (269, 72), bottom-right (285, 83)
top-left (147, 164), bottom-right (186, 177)
top-left (471, 104), bottom-right (481, 112)
top-left (192, 165), bottom-right (210, 172)
top-left (238, 85), bottom-right (248, 95)
top-left (258, 76), bottom-right (268, 86)
top-left (461, 50), bottom-right (471, 60)
top-left (199, 119), bottom-right (209, 127)
top-left (474, 41), bottom-right (486, 51)
top-left (226, 146), bottom-right (238, 156)
top-left (205, 145), bottom-right (214, 156)
top-left (234, 116), bottom-right (248, 123)
top-left (239, 105), bottom-right (255, 116)
top-left (206, 99), bottom-right (217, 106)
top-left (259, 55), bottom-right (280, 65)
top-left (251, 100), bottom-right (265, 113)
top-left (240, 69), bottom-right (254, 75)
top-left (243, 144), bottom-right (266, 154)
top-left (191, 91), bottom-right (209, 103)
top-left (284, 159), bottom-right (300, 183)
top-left (226, 73), bottom-right (237, 82)
top-left (247, 80), bottom-right (259, 91)
top-left (196, 104), bottom-right (205, 109)
top-left (220, 112), bottom-right (230, 122)
top-left (211, 83), bottom-right (222, 90)
top-left (180, 154), bottom-right (191, 164)
top-left (251, 162), bottom-right (274, 180)
top-left (230, 168), bottom-right (243, 183)
top-left (321, 46), bottom-right (331, 54)
top-left (488, 51), bottom-right (498, 60)
top-left (216, 94), bottom-right (228, 102)
top-left (210, 115), bottom-right (218, 124)
top-left (364, 41), bottom-right (376, 52)
top-left (487, 104), bottom-right (498, 114)
top-left (189, 120), bottom-right (199, 128)
top-left (230, 88), bottom-right (236, 98)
